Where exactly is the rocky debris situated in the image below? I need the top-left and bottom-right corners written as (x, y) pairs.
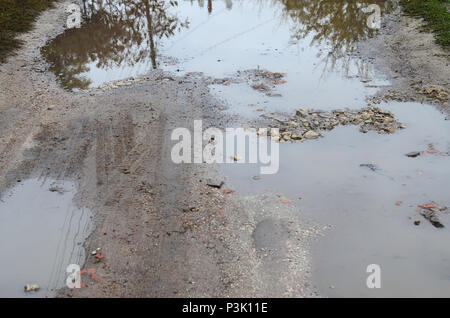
top-left (368, 83), bottom-right (449, 105)
top-left (241, 69), bottom-right (287, 96)
top-left (417, 203), bottom-right (447, 228)
top-left (419, 84), bottom-right (448, 101)
top-left (367, 90), bottom-right (410, 103)
top-left (263, 106), bottom-right (405, 143)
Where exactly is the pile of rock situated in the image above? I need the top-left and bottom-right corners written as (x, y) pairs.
top-left (263, 106), bottom-right (406, 142)
top-left (420, 84), bottom-right (448, 101)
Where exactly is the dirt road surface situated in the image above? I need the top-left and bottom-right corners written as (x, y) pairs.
top-left (0, 1), bottom-right (448, 298)
top-left (0, 1), bottom-right (318, 297)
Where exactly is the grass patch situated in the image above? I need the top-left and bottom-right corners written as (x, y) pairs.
top-left (0, 0), bottom-right (55, 63)
top-left (401, 0), bottom-right (450, 49)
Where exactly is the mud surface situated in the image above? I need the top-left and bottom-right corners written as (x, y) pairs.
top-left (0, 0), bottom-right (449, 298)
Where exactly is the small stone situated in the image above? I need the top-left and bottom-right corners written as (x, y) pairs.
top-left (295, 109), bottom-right (309, 117)
top-left (303, 130), bottom-right (320, 139)
top-left (281, 132), bottom-right (292, 140)
top-left (24, 284), bottom-right (40, 292)
top-left (206, 178), bottom-right (224, 189)
top-left (406, 151), bottom-right (421, 158)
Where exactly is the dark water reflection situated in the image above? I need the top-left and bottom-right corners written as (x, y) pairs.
top-left (42, 0), bottom-right (189, 89)
top-left (42, 0), bottom-right (393, 90)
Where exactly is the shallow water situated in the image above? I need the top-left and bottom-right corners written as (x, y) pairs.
top-left (221, 101), bottom-right (450, 297)
top-left (42, 0), bottom-right (391, 101)
top-left (0, 178), bottom-right (92, 297)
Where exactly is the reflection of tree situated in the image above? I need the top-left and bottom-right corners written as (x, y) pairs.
top-left (43, 0), bottom-right (396, 90)
top-left (41, 0), bottom-right (188, 90)
top-left (277, 0), bottom-right (393, 76)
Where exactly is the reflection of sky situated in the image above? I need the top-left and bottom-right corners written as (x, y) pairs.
top-left (84, 57), bottom-right (152, 87)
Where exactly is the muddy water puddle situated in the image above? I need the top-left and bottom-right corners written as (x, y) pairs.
top-left (221, 101), bottom-right (450, 296)
top-left (0, 178), bottom-right (92, 297)
top-left (43, 0), bottom-right (391, 110)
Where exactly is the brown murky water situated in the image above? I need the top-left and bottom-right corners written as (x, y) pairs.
top-left (0, 178), bottom-right (92, 297)
top-left (40, 0), bottom-right (450, 297)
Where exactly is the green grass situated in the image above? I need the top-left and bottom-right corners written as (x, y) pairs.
top-left (0, 0), bottom-right (55, 63)
top-left (401, 0), bottom-right (450, 49)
